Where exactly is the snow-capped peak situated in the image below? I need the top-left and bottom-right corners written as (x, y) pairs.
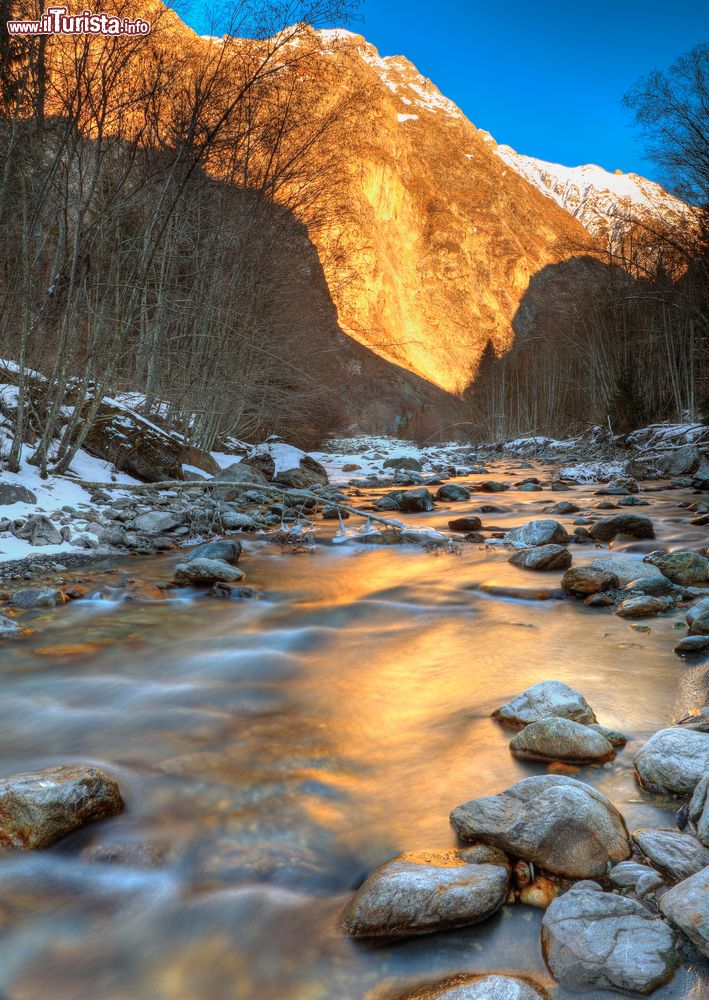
top-left (487, 139), bottom-right (690, 241)
top-left (316, 27), bottom-right (463, 121)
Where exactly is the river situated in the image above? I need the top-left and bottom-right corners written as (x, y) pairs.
top-left (1, 460), bottom-right (708, 999)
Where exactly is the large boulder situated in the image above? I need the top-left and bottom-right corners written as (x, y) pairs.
top-left (0, 483), bottom-right (37, 505)
top-left (688, 774), bottom-right (709, 846)
top-left (390, 974), bottom-right (547, 999)
top-left (542, 886), bottom-right (679, 993)
top-left (508, 545), bottom-right (572, 571)
top-left (590, 556), bottom-right (665, 588)
top-left (397, 488), bottom-right (435, 513)
top-left (509, 717), bottom-right (615, 764)
top-left (654, 444), bottom-right (701, 477)
top-left (492, 680), bottom-right (596, 729)
top-left (174, 558), bottom-right (244, 586)
top-left (659, 865), bottom-right (709, 959)
top-left (83, 404), bottom-right (183, 482)
top-left (340, 846), bottom-right (509, 938)
top-left (11, 514), bottom-right (61, 546)
top-left (633, 828), bottom-right (709, 882)
top-left (274, 455), bottom-right (329, 489)
top-left (450, 775), bottom-right (630, 878)
top-left (0, 765), bottom-right (123, 849)
top-left (506, 520), bottom-right (569, 549)
top-left (634, 728), bottom-right (709, 795)
top-left (645, 550), bottom-right (709, 586)
top-left (589, 514), bottom-right (654, 543)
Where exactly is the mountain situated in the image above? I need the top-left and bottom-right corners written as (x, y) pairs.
top-left (489, 140), bottom-right (690, 243)
top-left (289, 28), bottom-right (600, 397)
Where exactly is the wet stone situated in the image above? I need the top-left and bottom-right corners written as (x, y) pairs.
top-left (633, 828), bottom-right (709, 882)
top-left (450, 775), bottom-right (630, 879)
top-left (340, 846), bottom-right (510, 938)
top-left (659, 865), bottom-right (709, 959)
top-left (386, 974), bottom-right (547, 1000)
top-left (0, 765), bottom-right (123, 850)
top-left (508, 545), bottom-right (572, 571)
top-left (174, 558), bottom-right (244, 586)
top-left (509, 716), bottom-right (615, 764)
top-left (493, 680), bottom-right (596, 728)
top-left (542, 887), bottom-right (679, 993)
top-left (634, 727), bottom-right (709, 795)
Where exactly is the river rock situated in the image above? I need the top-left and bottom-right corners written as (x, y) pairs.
top-left (340, 846), bottom-right (510, 938)
top-left (0, 484), bottom-right (37, 505)
top-left (509, 545), bottom-right (572, 571)
top-left (608, 860), bottom-right (659, 888)
top-left (212, 462), bottom-right (268, 488)
top-left (687, 598), bottom-right (709, 636)
top-left (450, 775), bottom-right (630, 878)
top-left (616, 595), bottom-right (671, 619)
top-left (623, 575), bottom-right (678, 597)
top-left (590, 556), bottom-right (665, 587)
top-left (9, 587), bottom-right (67, 609)
top-left (0, 765), bottom-right (123, 849)
top-left (185, 539), bottom-right (242, 564)
top-left (274, 455), bottom-right (329, 489)
top-left (436, 484), bottom-right (470, 502)
top-left (83, 403), bottom-right (183, 482)
top-left (12, 514), bottom-right (62, 546)
top-left (383, 456), bottom-right (422, 472)
top-left (561, 566), bottom-right (618, 595)
top-left (544, 501), bottom-right (580, 514)
top-left (633, 828), bottom-right (709, 881)
top-left (220, 512), bottom-right (256, 531)
top-left (174, 557), bottom-right (244, 585)
top-left (645, 550), bottom-right (709, 586)
top-left (655, 444), bottom-right (701, 478)
top-left (634, 727), bottom-right (709, 795)
top-left (392, 974), bottom-right (547, 999)
top-left (659, 866), bottom-right (709, 959)
top-left (509, 717), bottom-right (615, 763)
top-left (506, 520), bottom-right (569, 548)
top-left (688, 775), bottom-right (709, 846)
top-left (448, 516), bottom-right (482, 532)
top-left (397, 489), bottom-right (434, 513)
top-left (0, 614), bottom-right (24, 638)
top-left (542, 887), bottom-right (678, 993)
top-left (133, 510), bottom-right (184, 535)
top-left (478, 481), bottom-right (509, 492)
top-left (675, 635), bottom-right (709, 658)
top-left (589, 513), bottom-right (655, 543)
top-left (492, 680), bottom-right (596, 728)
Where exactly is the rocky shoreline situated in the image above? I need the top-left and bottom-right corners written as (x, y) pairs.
top-left (1, 426), bottom-right (709, 996)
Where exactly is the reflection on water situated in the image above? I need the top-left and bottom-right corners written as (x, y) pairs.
top-left (1, 465), bottom-right (708, 998)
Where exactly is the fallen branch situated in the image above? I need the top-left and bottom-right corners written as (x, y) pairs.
top-left (76, 479), bottom-right (404, 530)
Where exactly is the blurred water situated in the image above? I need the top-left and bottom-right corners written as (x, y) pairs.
top-left (0, 463), bottom-right (707, 999)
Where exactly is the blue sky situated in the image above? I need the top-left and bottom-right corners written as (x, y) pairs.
top-left (183, 0), bottom-right (707, 184)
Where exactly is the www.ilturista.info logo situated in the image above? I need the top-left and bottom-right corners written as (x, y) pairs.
top-left (7, 6), bottom-right (151, 35)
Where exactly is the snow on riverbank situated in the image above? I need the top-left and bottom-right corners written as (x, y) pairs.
top-left (0, 445), bottom-right (138, 562)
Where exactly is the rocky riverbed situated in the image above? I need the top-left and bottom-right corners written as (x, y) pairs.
top-left (0, 433), bottom-right (708, 998)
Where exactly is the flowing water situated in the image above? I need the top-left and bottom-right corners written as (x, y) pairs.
top-left (1, 462), bottom-right (708, 999)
